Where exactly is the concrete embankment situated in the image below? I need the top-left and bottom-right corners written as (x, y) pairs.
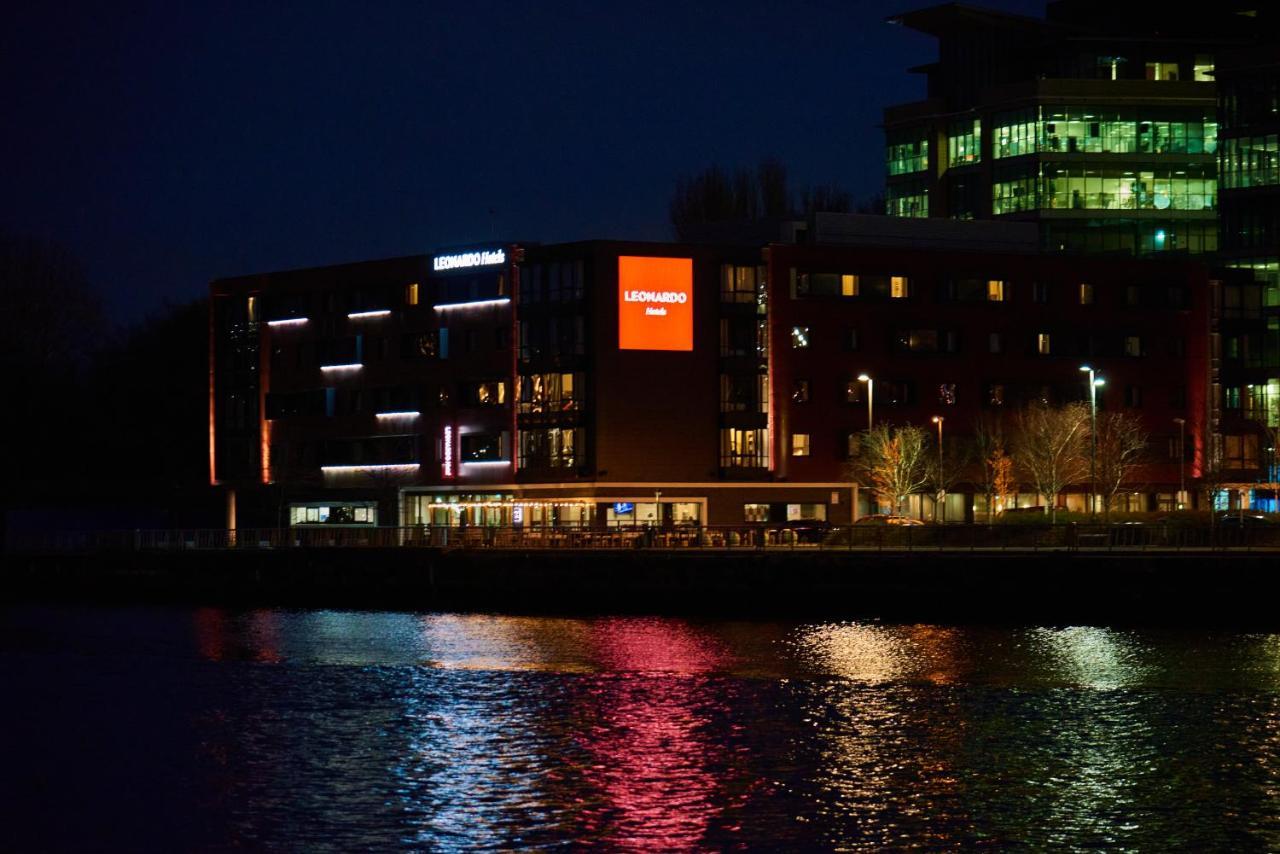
top-left (5, 548), bottom-right (1280, 624)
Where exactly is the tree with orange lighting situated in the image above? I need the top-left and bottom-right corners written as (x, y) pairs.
top-left (847, 423), bottom-right (929, 516)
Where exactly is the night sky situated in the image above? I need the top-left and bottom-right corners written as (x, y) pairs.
top-left (3, 0), bottom-right (1044, 323)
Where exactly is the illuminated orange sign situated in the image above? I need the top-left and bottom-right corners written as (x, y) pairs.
top-left (618, 256), bottom-right (693, 351)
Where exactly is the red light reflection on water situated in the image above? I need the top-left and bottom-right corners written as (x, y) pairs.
top-left (192, 608), bottom-right (281, 662)
top-left (576, 619), bottom-right (747, 850)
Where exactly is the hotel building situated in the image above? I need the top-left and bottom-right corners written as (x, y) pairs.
top-left (210, 225), bottom-right (1212, 529)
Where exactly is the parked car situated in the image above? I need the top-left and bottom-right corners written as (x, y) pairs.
top-left (853, 514), bottom-right (925, 526)
top-left (1216, 512), bottom-right (1276, 527)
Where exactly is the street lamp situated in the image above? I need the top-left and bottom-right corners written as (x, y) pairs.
top-left (857, 374), bottom-right (873, 430)
top-left (1173, 417), bottom-right (1186, 509)
top-left (1080, 366), bottom-right (1105, 519)
top-left (931, 415), bottom-right (944, 522)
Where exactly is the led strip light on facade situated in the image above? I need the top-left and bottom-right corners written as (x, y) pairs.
top-left (432, 297), bottom-right (511, 311)
top-left (347, 309), bottom-right (392, 319)
top-left (320, 463), bottom-right (420, 473)
top-left (375, 411), bottom-right (422, 419)
top-left (320, 363), bottom-right (363, 372)
top-left (267, 317), bottom-right (308, 327)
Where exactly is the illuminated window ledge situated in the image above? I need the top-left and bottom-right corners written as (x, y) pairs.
top-left (347, 309), bottom-right (392, 319)
top-left (320, 463), bottom-right (420, 473)
top-left (375, 410), bottom-right (422, 419)
top-left (433, 297), bottom-right (511, 311)
top-left (320, 363), bottom-right (363, 372)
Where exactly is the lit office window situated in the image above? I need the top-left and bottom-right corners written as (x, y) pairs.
top-left (791, 326), bottom-right (810, 348)
top-left (791, 433), bottom-right (811, 457)
top-left (1146, 61), bottom-right (1179, 81)
top-left (1037, 333), bottom-right (1052, 355)
top-left (1194, 55), bottom-right (1214, 81)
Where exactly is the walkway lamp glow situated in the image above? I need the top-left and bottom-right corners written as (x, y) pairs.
top-left (931, 415), bottom-right (944, 522)
top-left (1080, 366), bottom-right (1105, 519)
top-left (1173, 417), bottom-right (1186, 509)
top-left (857, 374), bottom-right (874, 430)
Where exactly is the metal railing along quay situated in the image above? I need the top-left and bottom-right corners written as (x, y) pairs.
top-left (8, 522), bottom-right (1280, 554)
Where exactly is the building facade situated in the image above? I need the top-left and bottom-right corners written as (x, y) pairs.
top-left (211, 229), bottom-right (1216, 529)
top-left (882, 0), bottom-right (1264, 255)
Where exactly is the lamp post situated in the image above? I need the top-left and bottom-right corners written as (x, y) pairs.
top-left (1173, 417), bottom-right (1186, 509)
top-left (931, 415), bottom-right (944, 522)
top-left (857, 374), bottom-right (874, 430)
top-left (1080, 366), bottom-right (1105, 519)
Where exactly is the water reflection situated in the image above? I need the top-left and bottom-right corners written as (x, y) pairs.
top-left (573, 619), bottom-right (746, 850)
top-left (9, 607), bottom-right (1280, 849)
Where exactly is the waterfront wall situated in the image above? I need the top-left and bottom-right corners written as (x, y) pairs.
top-left (5, 548), bottom-right (1280, 625)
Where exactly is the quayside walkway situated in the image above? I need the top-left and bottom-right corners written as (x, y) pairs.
top-left (9, 522), bottom-right (1280, 554)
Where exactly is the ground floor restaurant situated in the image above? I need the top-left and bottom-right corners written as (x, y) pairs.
top-left (397, 483), bottom-right (862, 528)
top-left (274, 484), bottom-right (1199, 532)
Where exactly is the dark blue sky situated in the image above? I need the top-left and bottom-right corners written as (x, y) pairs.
top-left (3, 0), bottom-right (1044, 322)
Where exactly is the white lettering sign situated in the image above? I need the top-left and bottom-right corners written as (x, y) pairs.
top-left (622, 290), bottom-right (688, 304)
top-left (442, 425), bottom-right (454, 478)
top-left (433, 249), bottom-right (506, 272)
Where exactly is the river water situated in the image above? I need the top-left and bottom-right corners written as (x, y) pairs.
top-left (3, 606), bottom-right (1280, 850)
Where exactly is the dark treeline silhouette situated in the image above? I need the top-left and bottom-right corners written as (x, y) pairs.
top-left (669, 158), bottom-right (883, 241)
top-left (1, 231), bottom-right (216, 532)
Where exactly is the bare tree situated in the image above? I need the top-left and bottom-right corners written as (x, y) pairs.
top-left (1094, 411), bottom-right (1149, 519)
top-left (1011, 402), bottom-right (1090, 523)
top-left (847, 423), bottom-right (930, 515)
top-left (669, 158), bottom-right (853, 239)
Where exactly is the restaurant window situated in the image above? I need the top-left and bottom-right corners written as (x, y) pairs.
top-left (792, 433), bottom-right (811, 457)
top-left (744, 504), bottom-right (770, 523)
top-left (787, 503), bottom-right (827, 522)
top-left (1079, 283), bottom-right (1094, 305)
top-left (791, 326), bottom-right (810, 349)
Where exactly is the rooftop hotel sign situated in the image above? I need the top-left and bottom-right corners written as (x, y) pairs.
top-left (433, 249), bottom-right (506, 272)
top-left (618, 256), bottom-right (693, 351)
